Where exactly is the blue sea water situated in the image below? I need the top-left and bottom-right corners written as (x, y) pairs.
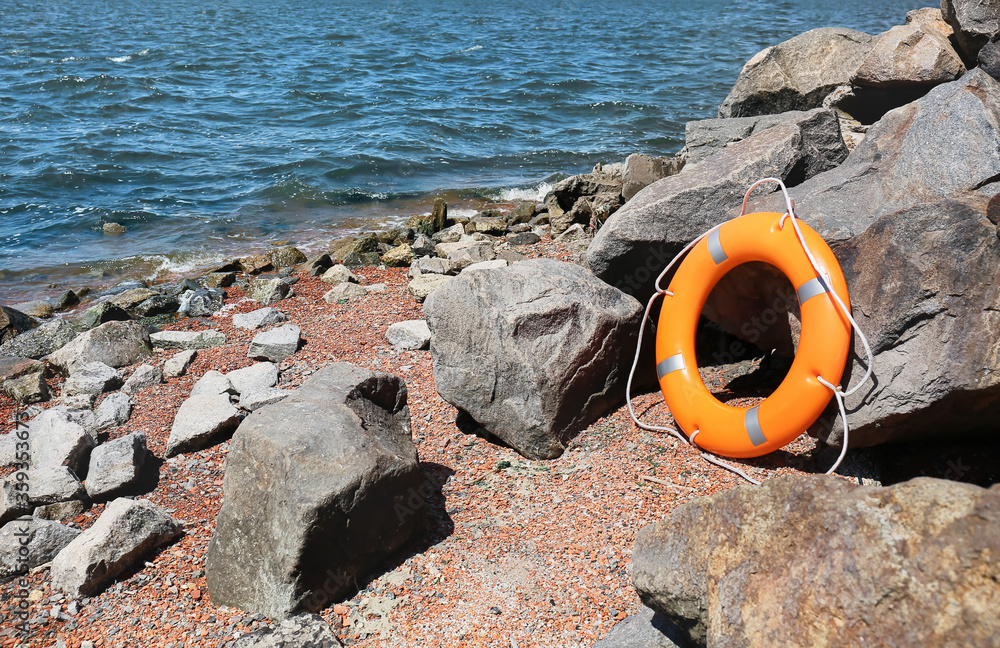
top-left (1, 0), bottom-right (923, 300)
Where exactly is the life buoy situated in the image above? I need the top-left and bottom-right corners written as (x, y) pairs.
top-left (654, 211), bottom-right (852, 459)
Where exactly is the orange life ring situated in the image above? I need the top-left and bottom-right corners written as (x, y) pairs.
top-left (655, 211), bottom-right (852, 458)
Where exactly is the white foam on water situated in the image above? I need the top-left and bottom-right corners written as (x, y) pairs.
top-left (138, 252), bottom-right (228, 282)
top-left (109, 55), bottom-right (132, 63)
top-left (498, 182), bottom-right (553, 203)
top-left (449, 208), bottom-right (478, 219)
top-left (460, 45), bottom-right (483, 53)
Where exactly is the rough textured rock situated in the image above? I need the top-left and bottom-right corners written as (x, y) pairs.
top-left (682, 108), bottom-right (848, 169)
top-left (85, 432), bottom-right (147, 499)
top-left (798, 197), bottom-right (1000, 447)
top-left (265, 246), bottom-right (307, 270)
top-left (163, 349), bottom-right (196, 378)
top-left (190, 370), bottom-right (237, 398)
top-left (74, 302), bottom-right (130, 331)
top-left (432, 223), bottom-right (465, 244)
top-left (247, 277), bottom-right (293, 305)
top-left (593, 607), bottom-right (684, 648)
top-left (942, 0), bottom-right (1000, 62)
top-left (506, 231), bottom-right (541, 246)
top-left (91, 392), bottom-right (133, 433)
top-left (622, 153), bottom-right (685, 201)
top-left (122, 364), bottom-right (163, 395)
top-left (381, 244), bottom-right (415, 267)
top-left (296, 253), bottom-right (333, 277)
top-left (0, 480), bottom-right (32, 526)
top-left (33, 499), bottom-right (88, 522)
top-left (408, 256), bottom-right (457, 277)
top-left (46, 321), bottom-right (152, 376)
top-left (385, 320), bottom-right (431, 350)
top-left (206, 363), bottom-right (426, 618)
top-left (546, 172), bottom-right (624, 236)
top-left (320, 264), bottom-right (360, 286)
top-left (0, 319), bottom-right (79, 359)
top-left (751, 68), bottom-right (1000, 242)
top-left (29, 408), bottom-right (96, 473)
top-left (632, 475), bottom-right (1000, 648)
top-left (239, 387), bottom-right (291, 412)
top-left (232, 613), bottom-right (343, 648)
top-left (719, 27), bottom-right (876, 117)
top-left (109, 288), bottom-right (159, 311)
top-left (50, 498), bottom-right (183, 597)
top-left (226, 363), bottom-right (279, 395)
top-left (0, 518), bottom-right (82, 578)
top-left (201, 271), bottom-right (237, 289)
top-left (979, 35), bottom-right (1000, 80)
top-left (232, 307), bottom-right (287, 331)
top-left (0, 356), bottom-right (50, 404)
top-left (906, 6), bottom-right (954, 38)
top-left (150, 329), bottom-right (226, 350)
top-left (62, 362), bottom-right (122, 397)
top-left (248, 324), bottom-right (301, 362)
top-left (131, 293), bottom-right (179, 318)
top-left (0, 305), bottom-right (36, 344)
top-left (425, 259), bottom-right (643, 459)
top-left (322, 282), bottom-right (368, 303)
top-left (411, 233), bottom-right (436, 257)
top-left (181, 288), bottom-right (225, 317)
top-left (852, 23), bottom-right (965, 88)
top-left (10, 300), bottom-right (52, 319)
top-left (27, 466), bottom-right (85, 505)
top-left (407, 274), bottom-right (452, 303)
top-left (588, 117), bottom-right (845, 301)
top-left (165, 393), bottom-right (242, 457)
top-left (438, 242), bottom-right (497, 271)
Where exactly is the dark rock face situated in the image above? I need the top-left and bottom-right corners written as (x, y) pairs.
top-left (632, 475), bottom-right (1000, 648)
top-left (942, 0), bottom-right (1000, 62)
top-left (425, 259), bottom-right (644, 460)
top-left (206, 363), bottom-right (426, 619)
top-left (545, 172), bottom-right (624, 236)
top-left (718, 27), bottom-right (875, 118)
top-left (809, 197), bottom-right (1000, 447)
top-left (587, 116), bottom-right (845, 302)
top-left (0, 305), bottom-right (37, 344)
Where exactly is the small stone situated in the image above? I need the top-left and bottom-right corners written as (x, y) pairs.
top-left (163, 350), bottom-right (197, 378)
top-left (322, 283), bottom-right (368, 303)
top-left (122, 364), bottom-right (163, 395)
top-left (103, 223), bottom-right (126, 235)
top-left (189, 371), bottom-right (237, 398)
top-left (319, 264), bottom-right (360, 286)
top-left (180, 288), bottom-right (225, 317)
top-left (386, 320), bottom-right (431, 350)
top-left (381, 244), bottom-right (416, 267)
top-left (91, 392), bottom-right (133, 433)
top-left (246, 278), bottom-right (292, 306)
top-left (248, 325), bottom-right (301, 362)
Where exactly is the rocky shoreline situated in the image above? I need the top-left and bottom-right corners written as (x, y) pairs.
top-left (2, 3), bottom-right (1000, 647)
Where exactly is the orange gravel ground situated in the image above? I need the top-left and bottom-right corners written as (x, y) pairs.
top-left (0, 238), bottom-right (827, 647)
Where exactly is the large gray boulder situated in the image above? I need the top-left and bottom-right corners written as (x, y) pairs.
top-left (682, 108), bottom-right (847, 170)
top-left (46, 320), bottom-right (152, 376)
top-left (385, 320), bottom-right (431, 350)
top-left (0, 319), bottom-right (79, 359)
top-left (0, 518), bottom-right (81, 578)
top-left (806, 197), bottom-right (1000, 447)
top-left (165, 392), bottom-right (242, 457)
top-left (91, 392), bottom-right (133, 433)
top-left (425, 259), bottom-right (644, 459)
top-left (232, 307), bottom-right (287, 330)
top-left (226, 362), bottom-right (279, 395)
top-left (206, 363), bottom-right (426, 618)
top-left (632, 475), bottom-right (1000, 648)
top-left (587, 115), bottom-right (845, 301)
top-left (942, 0), bottom-right (1000, 62)
top-left (0, 356), bottom-right (50, 404)
top-left (85, 432), bottom-right (147, 500)
top-left (750, 68), bottom-right (1000, 243)
top-left (248, 324), bottom-right (301, 362)
top-left (62, 362), bottom-right (122, 397)
top-left (851, 23), bottom-right (965, 88)
top-left (50, 498), bottom-right (183, 597)
top-left (29, 407), bottom-right (96, 473)
top-left (718, 27), bottom-right (876, 118)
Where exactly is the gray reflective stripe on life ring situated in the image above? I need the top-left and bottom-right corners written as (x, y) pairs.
top-left (656, 353), bottom-right (686, 380)
top-left (745, 406), bottom-right (767, 446)
top-left (707, 229), bottom-right (728, 265)
top-left (797, 275), bottom-right (831, 305)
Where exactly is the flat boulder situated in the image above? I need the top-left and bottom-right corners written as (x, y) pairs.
top-left (232, 307), bottom-right (287, 330)
top-left (226, 362), bottom-right (279, 395)
top-left (91, 392), bottom-right (133, 433)
top-left (247, 277), bottom-right (293, 305)
top-left (50, 498), bottom-right (182, 597)
top-left (46, 320), bottom-right (152, 376)
top-left (62, 362), bottom-right (122, 397)
top-left (27, 466), bottom-right (85, 505)
top-left (718, 27), bottom-right (875, 118)
top-left (248, 324), bottom-right (301, 362)
top-left (425, 259), bottom-right (644, 459)
top-left (165, 392), bottom-right (242, 458)
top-left (206, 363), bottom-right (426, 618)
top-left (150, 329), bottom-right (226, 350)
top-left (632, 475), bottom-right (1000, 647)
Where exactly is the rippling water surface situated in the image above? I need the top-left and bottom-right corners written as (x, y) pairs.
top-left (1, 0), bottom-right (923, 299)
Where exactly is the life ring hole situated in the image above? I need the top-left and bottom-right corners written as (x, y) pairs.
top-left (695, 261), bottom-right (801, 403)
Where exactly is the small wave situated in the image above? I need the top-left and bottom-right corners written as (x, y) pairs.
top-left (498, 182), bottom-right (553, 203)
top-left (134, 252), bottom-right (229, 282)
top-left (460, 45), bottom-right (483, 53)
top-left (109, 55), bottom-right (132, 63)
top-left (449, 208), bottom-right (478, 219)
